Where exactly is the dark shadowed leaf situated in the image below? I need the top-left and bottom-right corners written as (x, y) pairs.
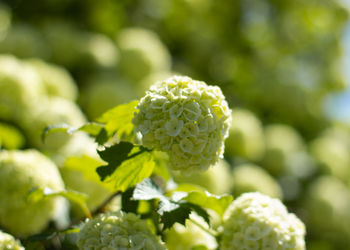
top-left (122, 187), bottom-right (139, 213)
top-left (95, 127), bottom-right (109, 145)
top-left (96, 142), bottom-right (134, 180)
top-left (160, 203), bottom-right (191, 230)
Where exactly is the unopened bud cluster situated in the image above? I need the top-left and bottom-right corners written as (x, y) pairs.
top-left (220, 192), bottom-right (306, 250)
top-left (133, 76), bottom-right (232, 173)
top-left (77, 211), bottom-right (165, 250)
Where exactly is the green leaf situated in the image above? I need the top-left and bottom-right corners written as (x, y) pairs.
top-left (28, 187), bottom-right (88, 203)
top-left (25, 227), bottom-right (80, 246)
top-left (95, 127), bottom-right (108, 145)
top-left (131, 179), bottom-right (211, 230)
top-left (158, 189), bottom-right (210, 228)
top-left (133, 178), bottom-right (184, 222)
top-left (41, 101), bottom-right (138, 145)
top-left (61, 228), bottom-right (80, 234)
top-left (42, 122), bottom-right (106, 143)
top-left (103, 147), bottom-right (156, 192)
top-left (26, 187), bottom-right (49, 203)
top-left (96, 142), bottom-right (135, 181)
top-left (169, 183), bottom-right (205, 193)
top-left (41, 123), bottom-right (76, 143)
top-left (0, 123), bottom-right (25, 149)
top-left (182, 202), bottom-right (210, 225)
top-left (23, 241), bottom-right (46, 250)
top-left (78, 122), bottom-right (104, 137)
top-left (122, 187), bottom-right (139, 213)
top-left (158, 199), bottom-right (179, 215)
top-left (27, 187), bottom-right (91, 218)
top-left (183, 190), bottom-right (233, 217)
top-left (65, 155), bottom-right (103, 178)
top-left (133, 178), bottom-right (164, 201)
top-left (26, 231), bottom-right (58, 241)
top-left (96, 100), bottom-right (138, 142)
top-left (159, 199), bottom-right (210, 230)
top-left (160, 203), bottom-right (191, 230)
top-left (158, 194), bottom-right (209, 229)
top-left (98, 141), bottom-right (134, 165)
top-left (64, 155), bottom-right (114, 191)
top-left (56, 190), bottom-right (89, 205)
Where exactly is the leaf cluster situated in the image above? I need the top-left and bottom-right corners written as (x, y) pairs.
top-left (39, 101), bottom-right (234, 245)
top-left (131, 178), bottom-right (233, 231)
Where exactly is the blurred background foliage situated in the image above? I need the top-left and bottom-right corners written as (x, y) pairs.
top-left (0, 0), bottom-right (350, 249)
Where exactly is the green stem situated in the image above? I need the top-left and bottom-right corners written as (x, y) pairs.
top-left (189, 218), bottom-right (218, 237)
top-left (126, 146), bottom-right (151, 160)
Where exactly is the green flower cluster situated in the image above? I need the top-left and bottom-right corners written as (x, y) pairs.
top-left (117, 28), bottom-right (171, 82)
top-left (0, 55), bottom-right (86, 151)
top-left (0, 231), bottom-right (24, 250)
top-left (0, 54), bottom-right (111, 218)
top-left (262, 124), bottom-right (305, 176)
top-left (225, 108), bottom-right (265, 161)
top-left (26, 58), bottom-right (78, 101)
top-left (133, 75), bottom-right (232, 173)
top-left (77, 211), bottom-right (165, 250)
top-left (0, 54), bottom-right (44, 121)
top-left (303, 176), bottom-right (350, 243)
top-left (232, 164), bottom-right (283, 199)
top-left (310, 131), bottom-right (350, 181)
top-left (80, 73), bottom-right (136, 120)
top-left (220, 192), bottom-right (305, 250)
top-left (21, 96), bottom-right (86, 150)
top-left (0, 150), bottom-right (66, 236)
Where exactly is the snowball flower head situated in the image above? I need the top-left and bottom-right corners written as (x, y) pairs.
top-left (0, 150), bottom-right (66, 236)
top-left (26, 58), bottom-right (78, 101)
top-left (0, 55), bottom-right (44, 121)
top-left (262, 124), bottom-right (304, 176)
top-left (20, 97), bottom-right (87, 151)
top-left (0, 231), bottom-right (24, 250)
top-left (117, 28), bottom-right (171, 82)
top-left (232, 164), bottom-right (282, 199)
top-left (77, 211), bottom-right (165, 250)
top-left (220, 192), bottom-right (305, 250)
top-left (303, 176), bottom-right (350, 238)
top-left (133, 75), bottom-right (232, 173)
top-left (225, 108), bottom-right (265, 161)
